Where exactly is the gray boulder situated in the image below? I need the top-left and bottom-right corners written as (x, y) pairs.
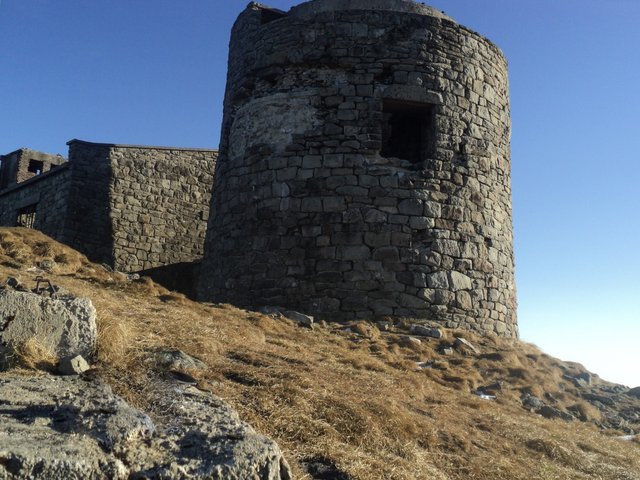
top-left (453, 337), bottom-right (479, 355)
top-left (582, 392), bottom-right (616, 407)
top-left (521, 393), bottom-right (545, 411)
top-left (58, 354), bottom-right (91, 375)
top-left (156, 349), bottom-right (207, 371)
top-left (0, 374), bottom-right (291, 479)
top-left (563, 373), bottom-right (589, 388)
top-left (0, 289), bottom-right (97, 369)
top-left (257, 306), bottom-right (314, 328)
top-left (0, 375), bottom-right (153, 479)
top-left (537, 405), bottom-right (575, 422)
top-left (1, 277), bottom-right (24, 290)
top-left (576, 372), bottom-right (593, 385)
top-left (398, 335), bottom-right (422, 349)
top-left (627, 387), bottom-right (640, 398)
top-left (282, 310), bottom-right (314, 328)
top-left (409, 324), bottom-right (443, 339)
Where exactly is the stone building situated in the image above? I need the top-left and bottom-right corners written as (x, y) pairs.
top-left (198, 0), bottom-right (517, 337)
top-left (0, 148), bottom-right (66, 191)
top-left (0, 140), bottom-right (217, 275)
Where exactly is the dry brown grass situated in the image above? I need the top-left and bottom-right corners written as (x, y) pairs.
top-left (1, 227), bottom-right (639, 480)
top-left (13, 337), bottom-right (58, 371)
top-left (0, 228), bottom-right (87, 274)
top-left (95, 310), bottom-right (135, 365)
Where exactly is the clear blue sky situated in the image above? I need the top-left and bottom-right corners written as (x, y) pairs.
top-left (1, 1), bottom-right (638, 386)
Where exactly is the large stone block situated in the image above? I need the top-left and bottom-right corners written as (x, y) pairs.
top-left (0, 290), bottom-right (97, 368)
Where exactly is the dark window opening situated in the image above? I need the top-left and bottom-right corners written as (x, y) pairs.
top-left (27, 159), bottom-right (44, 175)
top-left (381, 100), bottom-right (434, 164)
top-left (260, 8), bottom-right (287, 25)
top-left (16, 204), bottom-right (37, 229)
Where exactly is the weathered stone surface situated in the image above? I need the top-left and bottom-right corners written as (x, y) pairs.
top-left (0, 148), bottom-right (65, 190)
top-left (0, 374), bottom-right (291, 479)
top-left (627, 387), bottom-right (640, 398)
top-left (283, 310), bottom-right (314, 328)
top-left (582, 393), bottom-right (615, 406)
top-left (398, 336), bottom-right (422, 349)
top-left (521, 393), bottom-right (545, 411)
top-left (454, 337), bottom-right (479, 355)
top-left (537, 405), bottom-right (575, 422)
top-left (520, 384), bottom-right (640, 433)
top-left (449, 272), bottom-right (473, 291)
top-left (426, 272), bottom-right (449, 289)
top-left (58, 354), bottom-right (91, 375)
top-left (0, 142), bottom-right (217, 275)
top-left (156, 349), bottom-right (207, 371)
top-left (409, 324), bottom-right (443, 339)
top-left (193, 0), bottom-right (517, 338)
top-left (576, 372), bottom-right (593, 385)
top-left (0, 289), bottom-right (97, 369)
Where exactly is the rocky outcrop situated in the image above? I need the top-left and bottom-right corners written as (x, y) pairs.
top-left (0, 288), bottom-right (97, 369)
top-left (0, 374), bottom-right (291, 479)
top-left (0, 282), bottom-right (290, 478)
top-left (521, 382), bottom-right (640, 434)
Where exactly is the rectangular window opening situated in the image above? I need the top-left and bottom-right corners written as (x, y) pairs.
top-left (381, 100), bottom-right (434, 165)
top-left (27, 159), bottom-right (44, 175)
top-left (16, 204), bottom-right (37, 229)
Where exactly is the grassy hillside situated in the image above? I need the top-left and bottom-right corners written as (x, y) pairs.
top-left (1, 227), bottom-right (639, 479)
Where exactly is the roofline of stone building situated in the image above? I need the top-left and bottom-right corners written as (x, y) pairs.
top-left (0, 162), bottom-right (70, 197)
top-left (0, 147), bottom-right (66, 159)
top-left (67, 139), bottom-right (219, 153)
top-left (0, 148), bottom-right (26, 158)
top-left (253, 0), bottom-right (507, 62)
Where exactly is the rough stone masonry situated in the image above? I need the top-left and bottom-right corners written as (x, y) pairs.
top-left (198, 0), bottom-right (518, 337)
top-left (0, 141), bottom-right (217, 274)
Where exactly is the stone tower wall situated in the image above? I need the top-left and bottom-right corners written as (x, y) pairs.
top-left (199, 0), bottom-right (517, 337)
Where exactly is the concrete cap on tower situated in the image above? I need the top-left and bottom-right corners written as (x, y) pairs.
top-left (289, 0), bottom-right (454, 22)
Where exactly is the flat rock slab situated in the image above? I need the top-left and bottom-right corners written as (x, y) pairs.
top-left (0, 289), bottom-right (97, 368)
top-left (0, 374), bottom-right (291, 480)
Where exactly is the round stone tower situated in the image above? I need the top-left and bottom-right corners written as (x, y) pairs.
top-left (198, 0), bottom-right (517, 337)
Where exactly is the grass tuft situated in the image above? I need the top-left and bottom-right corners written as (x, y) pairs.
top-left (14, 338), bottom-right (58, 371)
